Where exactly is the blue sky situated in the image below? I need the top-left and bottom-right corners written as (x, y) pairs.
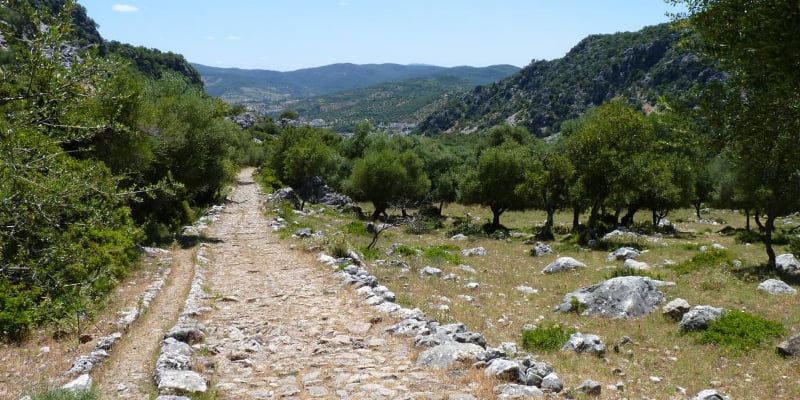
top-left (77, 1), bottom-right (683, 72)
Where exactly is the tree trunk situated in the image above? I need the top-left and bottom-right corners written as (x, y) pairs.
top-left (694, 201), bottom-right (702, 219)
top-left (572, 207), bottom-right (581, 232)
top-left (587, 201), bottom-right (601, 240)
top-left (537, 207), bottom-right (556, 241)
top-left (371, 203), bottom-right (386, 221)
top-left (755, 210), bottom-right (764, 230)
top-left (620, 205), bottom-right (639, 227)
top-left (438, 201), bottom-right (445, 216)
top-left (745, 209), bottom-right (751, 231)
top-left (490, 206), bottom-right (503, 232)
top-left (765, 213), bottom-right (777, 269)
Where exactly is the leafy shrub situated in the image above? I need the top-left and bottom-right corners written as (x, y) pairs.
top-left (327, 239), bottom-right (351, 259)
top-left (393, 245), bottom-right (419, 257)
top-left (696, 310), bottom-right (784, 353)
top-left (423, 246), bottom-right (462, 264)
top-left (521, 324), bottom-right (576, 352)
top-left (359, 245), bottom-right (381, 261)
top-left (447, 217), bottom-right (483, 237)
top-left (669, 249), bottom-right (732, 275)
top-left (789, 236), bottom-right (800, 257)
top-left (344, 221), bottom-right (369, 236)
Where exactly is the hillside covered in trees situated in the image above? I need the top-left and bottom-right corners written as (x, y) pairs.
top-left (0, 0), bottom-right (263, 339)
top-left (417, 23), bottom-right (721, 136)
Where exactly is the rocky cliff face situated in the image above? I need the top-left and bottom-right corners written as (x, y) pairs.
top-left (417, 23), bottom-right (723, 136)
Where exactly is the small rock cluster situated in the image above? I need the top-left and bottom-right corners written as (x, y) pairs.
top-left (331, 252), bottom-right (568, 397)
top-left (153, 245), bottom-right (212, 397)
top-left (181, 205), bottom-right (224, 236)
top-left (554, 276), bottom-right (672, 319)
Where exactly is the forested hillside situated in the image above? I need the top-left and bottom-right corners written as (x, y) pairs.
top-left (0, 0), bottom-right (262, 339)
top-left (417, 23), bottom-right (721, 136)
top-left (194, 62), bottom-right (518, 102)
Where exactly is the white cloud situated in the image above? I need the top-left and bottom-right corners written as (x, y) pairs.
top-left (227, 35), bottom-right (241, 41)
top-left (111, 4), bottom-right (138, 12)
top-left (337, 2), bottom-right (349, 7)
top-left (207, 35), bottom-right (215, 41)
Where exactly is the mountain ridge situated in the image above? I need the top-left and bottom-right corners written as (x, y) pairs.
top-left (192, 62), bottom-right (519, 104)
top-left (416, 23), bottom-right (721, 136)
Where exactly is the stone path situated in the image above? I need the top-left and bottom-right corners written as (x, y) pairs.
top-left (197, 169), bottom-right (478, 399)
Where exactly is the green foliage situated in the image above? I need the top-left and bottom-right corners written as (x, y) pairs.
top-left (668, 249), bottom-right (732, 275)
top-left (521, 324), bottom-right (576, 353)
top-left (393, 245), bottom-right (418, 257)
top-left (358, 246), bottom-right (381, 261)
top-left (695, 310), bottom-right (785, 353)
top-left (344, 221), bottom-right (369, 236)
top-left (418, 23), bottom-right (711, 136)
top-left (447, 217), bottom-right (484, 237)
top-left (28, 387), bottom-right (99, 400)
top-left (459, 140), bottom-right (533, 229)
top-left (423, 246), bottom-right (462, 264)
top-left (326, 238), bottom-right (351, 259)
top-left (345, 149), bottom-right (431, 219)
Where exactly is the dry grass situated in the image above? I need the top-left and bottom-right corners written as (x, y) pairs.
top-left (281, 203), bottom-right (800, 399)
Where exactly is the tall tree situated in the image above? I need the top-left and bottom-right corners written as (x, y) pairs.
top-left (459, 143), bottom-right (532, 232)
top-left (672, 0), bottom-right (800, 267)
top-left (345, 149), bottom-right (430, 220)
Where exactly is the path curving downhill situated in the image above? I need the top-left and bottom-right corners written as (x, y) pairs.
top-left (196, 169), bottom-right (479, 399)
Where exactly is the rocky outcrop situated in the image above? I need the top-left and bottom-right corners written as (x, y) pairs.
top-left (531, 242), bottom-right (553, 257)
top-left (554, 276), bottom-right (670, 318)
top-left (777, 332), bottom-right (800, 358)
top-left (662, 298), bottom-right (690, 320)
top-left (229, 112), bottom-right (258, 129)
top-left (607, 246), bottom-right (641, 261)
top-left (562, 333), bottom-right (606, 357)
top-left (776, 254), bottom-right (800, 274)
top-left (679, 305), bottom-right (724, 332)
top-left (691, 389), bottom-right (730, 400)
top-left (757, 279), bottom-right (797, 295)
top-left (542, 257), bottom-right (586, 274)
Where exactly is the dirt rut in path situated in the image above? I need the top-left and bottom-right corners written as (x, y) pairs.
top-left (94, 247), bottom-right (196, 398)
top-left (197, 169), bottom-right (478, 399)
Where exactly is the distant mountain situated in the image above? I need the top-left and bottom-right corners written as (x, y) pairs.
top-left (290, 75), bottom-right (480, 131)
top-left (417, 23), bottom-right (722, 136)
top-left (192, 63), bottom-right (519, 106)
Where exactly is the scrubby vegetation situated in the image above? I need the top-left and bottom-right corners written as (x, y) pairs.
top-left (0, 0), bottom-right (265, 340)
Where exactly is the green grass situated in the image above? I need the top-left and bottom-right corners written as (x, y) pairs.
top-left (668, 249), bottom-right (733, 275)
top-left (604, 265), bottom-right (663, 280)
top-left (28, 388), bottom-right (99, 400)
top-left (521, 324), bottom-right (576, 353)
top-left (423, 245), bottom-right (462, 264)
top-left (695, 310), bottom-right (785, 353)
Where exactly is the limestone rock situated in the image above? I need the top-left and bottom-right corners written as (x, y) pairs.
top-left (156, 370), bottom-right (208, 394)
top-left (485, 359), bottom-right (521, 381)
top-left (540, 372), bottom-right (564, 393)
top-left (757, 279), bottom-right (797, 295)
top-left (420, 266), bottom-right (443, 277)
top-left (461, 247), bottom-right (488, 257)
top-left (554, 276), bottom-right (669, 319)
top-left (451, 234), bottom-right (468, 240)
top-left (607, 246), bottom-right (641, 261)
top-left (679, 305), bottom-right (724, 331)
top-left (494, 383), bottom-right (545, 399)
top-left (62, 374), bottom-right (92, 392)
top-left (562, 332), bottom-right (606, 357)
top-left (776, 253), bottom-right (800, 274)
top-left (577, 379), bottom-right (602, 396)
top-left (416, 342), bottom-right (486, 369)
top-left (777, 332), bottom-right (800, 357)
top-left (531, 242), bottom-right (553, 257)
top-left (691, 389), bottom-right (730, 400)
top-left (662, 298), bottom-right (691, 320)
top-left (542, 257), bottom-right (586, 274)
top-left (623, 258), bottom-right (649, 270)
